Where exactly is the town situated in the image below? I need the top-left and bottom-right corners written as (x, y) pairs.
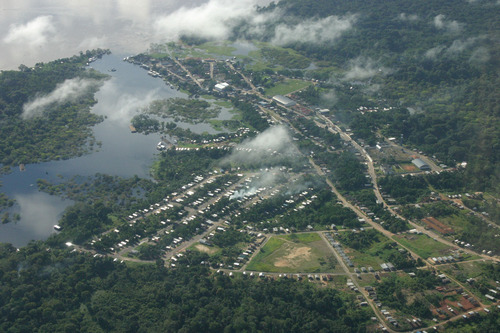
top-left (55, 42), bottom-right (500, 332)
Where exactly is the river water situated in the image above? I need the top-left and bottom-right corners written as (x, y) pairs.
top-left (0, 54), bottom-right (207, 247)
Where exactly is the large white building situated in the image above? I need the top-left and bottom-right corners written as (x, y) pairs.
top-left (214, 82), bottom-right (229, 92)
top-left (272, 95), bottom-right (296, 107)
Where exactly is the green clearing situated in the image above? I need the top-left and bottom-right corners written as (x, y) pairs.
top-left (208, 119), bottom-right (242, 132)
top-left (335, 231), bottom-right (400, 270)
top-left (264, 79), bottom-right (312, 97)
top-left (394, 234), bottom-right (452, 259)
top-left (197, 42), bottom-right (236, 56)
top-left (259, 46), bottom-right (311, 69)
top-left (213, 100), bottom-right (233, 108)
top-left (245, 49), bottom-right (278, 72)
top-left (438, 213), bottom-right (472, 232)
top-left (246, 233), bottom-right (340, 273)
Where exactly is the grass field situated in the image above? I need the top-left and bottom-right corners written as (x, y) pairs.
top-left (394, 234), bottom-right (452, 259)
top-left (335, 231), bottom-right (400, 270)
top-left (264, 79), bottom-right (312, 97)
top-left (246, 233), bottom-right (340, 273)
top-left (196, 41), bottom-right (237, 56)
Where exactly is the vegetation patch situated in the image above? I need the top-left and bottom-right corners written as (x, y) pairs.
top-left (197, 41), bottom-right (237, 56)
top-left (246, 233), bottom-right (338, 273)
top-left (260, 47), bottom-right (311, 69)
top-left (394, 233), bottom-right (453, 259)
top-left (336, 229), bottom-right (418, 270)
top-left (264, 79), bottom-right (312, 97)
top-left (0, 50), bottom-right (109, 167)
top-left (142, 98), bottom-right (221, 124)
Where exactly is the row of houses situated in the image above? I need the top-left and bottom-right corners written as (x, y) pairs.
top-left (325, 233), bottom-right (354, 267)
top-left (428, 255), bottom-right (458, 265)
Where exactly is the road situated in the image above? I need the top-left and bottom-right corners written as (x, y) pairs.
top-left (145, 58), bottom-right (498, 331)
top-left (320, 232), bottom-right (395, 333)
top-left (315, 113), bottom-right (499, 263)
top-left (172, 57), bottom-right (204, 90)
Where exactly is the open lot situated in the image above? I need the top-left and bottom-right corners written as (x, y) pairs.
top-left (335, 230), bottom-right (403, 271)
top-left (192, 243), bottom-right (221, 255)
top-left (246, 233), bottom-right (341, 273)
top-left (394, 233), bottom-right (453, 259)
top-left (264, 79), bottom-right (312, 97)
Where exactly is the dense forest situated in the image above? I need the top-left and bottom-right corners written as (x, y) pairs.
top-left (0, 49), bottom-right (110, 168)
top-left (0, 242), bottom-right (371, 332)
top-left (242, 0), bottom-right (500, 193)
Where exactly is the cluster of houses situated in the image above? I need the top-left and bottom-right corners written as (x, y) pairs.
top-left (380, 308), bottom-right (399, 327)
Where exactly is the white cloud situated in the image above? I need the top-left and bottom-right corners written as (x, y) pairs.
top-left (22, 78), bottom-right (102, 119)
top-left (343, 57), bottom-right (392, 81)
top-left (222, 125), bottom-right (300, 167)
top-left (433, 14), bottom-right (463, 33)
top-left (469, 46), bottom-right (490, 64)
top-left (425, 45), bottom-right (446, 59)
top-left (77, 36), bottom-right (108, 50)
top-left (425, 37), bottom-right (480, 59)
top-left (271, 15), bottom-right (357, 46)
top-left (153, 1), bottom-right (354, 46)
top-left (446, 37), bottom-right (478, 55)
top-left (397, 13), bottom-right (419, 22)
top-left (3, 15), bottom-right (56, 48)
top-left (93, 79), bottom-right (164, 125)
top-left (154, 0), bottom-right (260, 41)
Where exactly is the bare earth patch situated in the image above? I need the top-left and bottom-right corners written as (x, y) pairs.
top-left (401, 164), bottom-right (418, 172)
top-left (195, 244), bottom-right (217, 254)
top-left (274, 244), bottom-right (312, 268)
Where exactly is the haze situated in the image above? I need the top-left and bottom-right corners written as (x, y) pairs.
top-left (0, 0), bottom-right (272, 69)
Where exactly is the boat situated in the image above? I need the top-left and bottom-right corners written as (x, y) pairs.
top-left (53, 225), bottom-right (62, 231)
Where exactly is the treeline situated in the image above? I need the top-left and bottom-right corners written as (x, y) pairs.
top-left (37, 174), bottom-right (157, 213)
top-left (316, 151), bottom-right (366, 192)
top-left (0, 242), bottom-right (371, 332)
top-left (379, 170), bottom-right (468, 205)
top-left (232, 98), bottom-right (270, 132)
